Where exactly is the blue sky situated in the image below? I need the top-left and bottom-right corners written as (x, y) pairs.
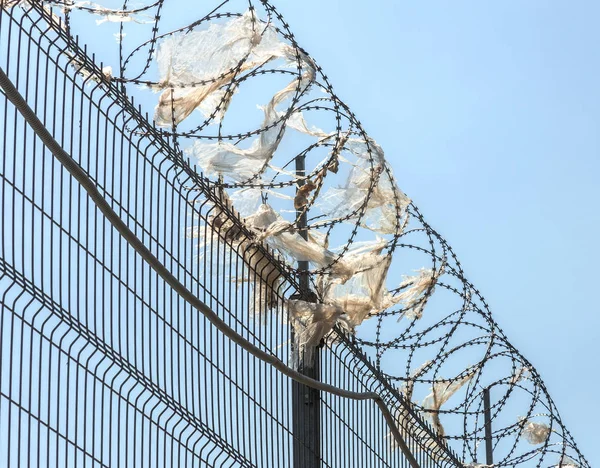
top-left (273, 0), bottom-right (599, 462)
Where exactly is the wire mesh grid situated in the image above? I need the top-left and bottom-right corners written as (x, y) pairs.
top-left (0, 3), bottom-right (462, 467)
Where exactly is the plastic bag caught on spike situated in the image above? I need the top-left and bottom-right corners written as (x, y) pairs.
top-left (510, 366), bottom-right (531, 385)
top-left (322, 243), bottom-right (399, 327)
top-left (422, 371), bottom-right (475, 437)
top-left (288, 299), bottom-right (346, 367)
top-left (154, 10), bottom-right (288, 126)
top-left (244, 204), bottom-right (366, 281)
top-left (188, 56), bottom-right (316, 180)
top-left (192, 192), bottom-right (282, 319)
top-left (228, 187), bottom-right (294, 218)
top-left (396, 261), bottom-right (446, 321)
top-left (400, 360), bottom-right (432, 402)
top-left (246, 204), bottom-right (335, 264)
top-left (240, 240), bottom-right (282, 319)
top-left (318, 138), bottom-right (410, 234)
top-left (63, 1), bottom-right (152, 24)
top-left (518, 417), bottom-right (550, 445)
top-left (555, 457), bottom-right (578, 468)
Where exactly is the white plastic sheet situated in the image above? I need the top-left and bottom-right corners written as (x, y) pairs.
top-left (188, 62), bottom-right (316, 180)
top-left (287, 299), bottom-right (346, 366)
top-left (396, 262), bottom-right (445, 321)
top-left (518, 418), bottom-right (550, 445)
top-left (64, 1), bottom-right (152, 25)
top-left (510, 366), bottom-right (531, 385)
top-left (555, 457), bottom-right (578, 468)
top-left (193, 195), bottom-right (282, 319)
top-left (244, 204), bottom-right (387, 283)
top-left (322, 244), bottom-right (396, 327)
top-left (154, 10), bottom-right (287, 126)
top-left (422, 371), bottom-right (475, 436)
top-left (318, 138), bottom-right (410, 234)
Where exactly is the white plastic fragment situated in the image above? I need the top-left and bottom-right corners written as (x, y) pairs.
top-left (102, 65), bottom-right (113, 81)
top-left (555, 457), bottom-right (578, 468)
top-left (243, 204), bottom-right (369, 281)
top-left (287, 299), bottom-right (346, 366)
top-left (422, 371), bottom-right (475, 437)
top-left (167, 13), bottom-right (318, 179)
top-left (193, 193), bottom-right (282, 319)
top-left (400, 360), bottom-right (432, 402)
top-left (240, 240), bottom-right (282, 318)
top-left (154, 10), bottom-right (299, 130)
top-left (396, 261), bottom-right (446, 321)
top-left (282, 110), bottom-right (329, 139)
top-left (322, 241), bottom-right (397, 327)
top-left (188, 56), bottom-right (316, 180)
top-left (63, 1), bottom-right (152, 25)
top-left (68, 53), bottom-right (113, 85)
top-left (518, 417), bottom-right (550, 445)
top-left (318, 137), bottom-right (411, 234)
top-left (510, 366), bottom-right (531, 385)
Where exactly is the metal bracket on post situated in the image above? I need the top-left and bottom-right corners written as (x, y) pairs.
top-left (292, 153), bottom-right (321, 467)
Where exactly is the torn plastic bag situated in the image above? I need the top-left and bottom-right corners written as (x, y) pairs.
top-left (188, 53), bottom-right (316, 181)
top-left (240, 240), bottom-right (282, 319)
top-left (400, 360), bottom-right (432, 402)
top-left (228, 187), bottom-right (294, 218)
top-left (154, 10), bottom-right (287, 126)
top-left (555, 457), bottom-right (578, 468)
top-left (510, 366), bottom-right (531, 385)
top-left (192, 193), bottom-right (282, 319)
top-left (518, 417), bottom-right (550, 445)
top-left (287, 299), bottom-right (346, 366)
top-left (244, 204), bottom-right (361, 280)
top-left (322, 244), bottom-right (397, 327)
top-left (396, 261), bottom-right (446, 321)
top-left (64, 1), bottom-right (152, 25)
top-left (422, 371), bottom-right (475, 437)
top-left (318, 138), bottom-right (410, 234)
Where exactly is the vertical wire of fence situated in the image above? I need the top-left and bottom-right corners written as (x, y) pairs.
top-left (0, 4), bottom-right (462, 467)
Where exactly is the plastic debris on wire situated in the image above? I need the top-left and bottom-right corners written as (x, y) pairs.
top-left (518, 417), bottom-right (551, 445)
top-left (62, 1), bottom-right (153, 25)
top-left (556, 457), bottom-right (579, 468)
top-left (287, 299), bottom-right (347, 366)
top-left (386, 360), bottom-right (432, 450)
top-left (510, 366), bottom-right (531, 385)
top-left (422, 371), bottom-right (476, 437)
top-left (396, 261), bottom-right (446, 321)
top-left (32, 0), bottom-right (591, 466)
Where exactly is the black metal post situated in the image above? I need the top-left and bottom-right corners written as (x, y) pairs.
top-left (292, 154), bottom-right (321, 467)
top-left (483, 387), bottom-right (493, 465)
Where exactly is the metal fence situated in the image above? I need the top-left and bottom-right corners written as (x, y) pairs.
top-left (0, 3), bottom-right (461, 467)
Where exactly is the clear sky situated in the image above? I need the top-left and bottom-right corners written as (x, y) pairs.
top-left (274, 0), bottom-right (599, 463)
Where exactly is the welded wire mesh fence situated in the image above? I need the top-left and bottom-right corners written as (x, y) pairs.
top-left (0, 4), bottom-right (461, 467)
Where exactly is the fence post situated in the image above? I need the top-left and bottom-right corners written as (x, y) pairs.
top-left (292, 153), bottom-right (321, 467)
top-left (484, 387), bottom-right (493, 465)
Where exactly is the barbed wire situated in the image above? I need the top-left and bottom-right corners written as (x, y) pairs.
top-left (10, 0), bottom-right (590, 465)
